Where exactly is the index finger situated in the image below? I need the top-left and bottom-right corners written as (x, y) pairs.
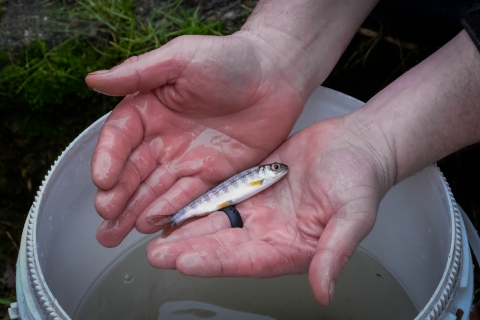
top-left (92, 96), bottom-right (143, 190)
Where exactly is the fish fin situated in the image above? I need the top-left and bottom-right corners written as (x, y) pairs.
top-left (145, 215), bottom-right (178, 238)
top-left (160, 222), bottom-right (178, 238)
top-left (160, 212), bottom-right (212, 237)
top-left (217, 201), bottom-right (233, 210)
top-left (248, 180), bottom-right (264, 187)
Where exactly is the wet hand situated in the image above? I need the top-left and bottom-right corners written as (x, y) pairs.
top-left (85, 34), bottom-right (306, 247)
top-left (146, 116), bottom-right (395, 306)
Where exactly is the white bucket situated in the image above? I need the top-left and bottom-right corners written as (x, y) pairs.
top-left (9, 87), bottom-right (476, 320)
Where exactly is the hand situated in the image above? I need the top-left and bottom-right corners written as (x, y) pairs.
top-left (86, 33), bottom-right (307, 248)
top-left (144, 29), bottom-right (479, 307)
top-left (85, 0), bottom-right (381, 248)
top-left (145, 116), bottom-right (395, 306)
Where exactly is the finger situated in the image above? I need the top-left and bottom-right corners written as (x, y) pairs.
top-left (94, 142), bottom-right (159, 219)
top-left (146, 216), bottom-right (248, 269)
top-left (95, 209), bottom-right (137, 248)
top-left (92, 97), bottom-right (144, 190)
top-left (95, 167), bottom-right (180, 247)
top-left (149, 210), bottom-right (232, 245)
top-left (85, 37), bottom-right (189, 96)
top-left (174, 240), bottom-right (287, 278)
top-left (95, 164), bottom-right (180, 246)
top-left (136, 176), bottom-right (212, 233)
top-left (308, 207), bottom-right (376, 306)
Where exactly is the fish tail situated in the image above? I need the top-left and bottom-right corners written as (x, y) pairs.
top-left (161, 222), bottom-right (177, 238)
top-left (145, 215), bottom-right (178, 238)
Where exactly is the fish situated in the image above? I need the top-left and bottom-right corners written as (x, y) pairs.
top-left (145, 163), bottom-right (289, 237)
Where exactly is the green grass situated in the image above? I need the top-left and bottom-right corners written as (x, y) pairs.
top-left (54, 0), bottom-right (223, 58)
top-left (0, 0), bottom-right (225, 310)
top-left (0, 0), bottom-right (224, 109)
top-left (0, 299), bottom-right (13, 305)
top-left (2, 0), bottom-right (480, 317)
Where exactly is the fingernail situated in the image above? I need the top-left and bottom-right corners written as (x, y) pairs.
top-left (90, 70), bottom-right (110, 75)
top-left (99, 219), bottom-right (116, 230)
top-left (145, 214), bottom-right (162, 225)
top-left (329, 281), bottom-right (335, 303)
top-left (93, 88), bottom-right (113, 96)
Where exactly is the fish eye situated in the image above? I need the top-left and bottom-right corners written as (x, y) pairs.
top-left (272, 163), bottom-right (280, 170)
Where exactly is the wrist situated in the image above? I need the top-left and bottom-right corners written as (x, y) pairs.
top-left (301, 115), bottom-right (397, 198)
top-left (340, 112), bottom-right (398, 194)
top-left (354, 30), bottom-right (480, 185)
top-left (235, 0), bottom-right (379, 98)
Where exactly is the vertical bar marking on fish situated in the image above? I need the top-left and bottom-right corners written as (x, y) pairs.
top-left (145, 163), bottom-right (288, 237)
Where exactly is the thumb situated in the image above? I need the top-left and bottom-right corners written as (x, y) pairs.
top-left (85, 37), bottom-right (191, 96)
top-left (308, 205), bottom-right (377, 306)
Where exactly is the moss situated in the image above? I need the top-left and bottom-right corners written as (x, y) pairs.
top-left (0, 0), bottom-right (226, 306)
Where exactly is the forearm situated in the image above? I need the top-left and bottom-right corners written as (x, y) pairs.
top-left (350, 30), bottom-right (480, 186)
top-left (236, 0), bottom-right (379, 99)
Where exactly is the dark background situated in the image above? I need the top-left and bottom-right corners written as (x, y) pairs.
top-left (2, 0), bottom-right (480, 318)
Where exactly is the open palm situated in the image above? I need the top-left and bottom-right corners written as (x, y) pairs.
top-left (85, 34), bottom-right (307, 247)
top-left (145, 117), bottom-right (391, 306)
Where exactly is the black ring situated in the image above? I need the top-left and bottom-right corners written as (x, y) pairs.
top-left (219, 206), bottom-right (243, 228)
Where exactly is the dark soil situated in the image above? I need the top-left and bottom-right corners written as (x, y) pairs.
top-left (0, 0), bottom-right (254, 55)
top-left (0, 0), bottom-right (65, 54)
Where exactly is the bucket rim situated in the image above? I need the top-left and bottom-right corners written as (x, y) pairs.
top-left (20, 113), bottom-right (110, 319)
top-left (413, 169), bottom-right (463, 320)
top-left (18, 87), bottom-right (466, 320)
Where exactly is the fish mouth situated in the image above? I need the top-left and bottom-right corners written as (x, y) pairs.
top-left (278, 169), bottom-right (289, 178)
top-left (278, 164), bottom-right (289, 175)
top-left (270, 162), bottom-right (288, 173)
top-left (272, 166), bottom-right (289, 180)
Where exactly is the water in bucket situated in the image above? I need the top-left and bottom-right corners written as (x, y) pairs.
top-left (14, 87), bottom-right (472, 320)
top-left (74, 239), bottom-right (417, 320)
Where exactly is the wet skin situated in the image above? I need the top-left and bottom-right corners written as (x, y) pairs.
top-left (144, 117), bottom-right (386, 307)
top-left (86, 0), bottom-right (480, 306)
top-left (86, 34), bottom-right (305, 246)
top-left (85, 0), bottom-right (381, 305)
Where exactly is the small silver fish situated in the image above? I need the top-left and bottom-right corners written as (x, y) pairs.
top-left (146, 163), bottom-right (288, 237)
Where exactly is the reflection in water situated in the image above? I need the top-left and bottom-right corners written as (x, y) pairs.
top-left (172, 307), bottom-right (217, 317)
top-left (74, 239), bottom-right (418, 320)
top-left (165, 301), bottom-right (272, 319)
